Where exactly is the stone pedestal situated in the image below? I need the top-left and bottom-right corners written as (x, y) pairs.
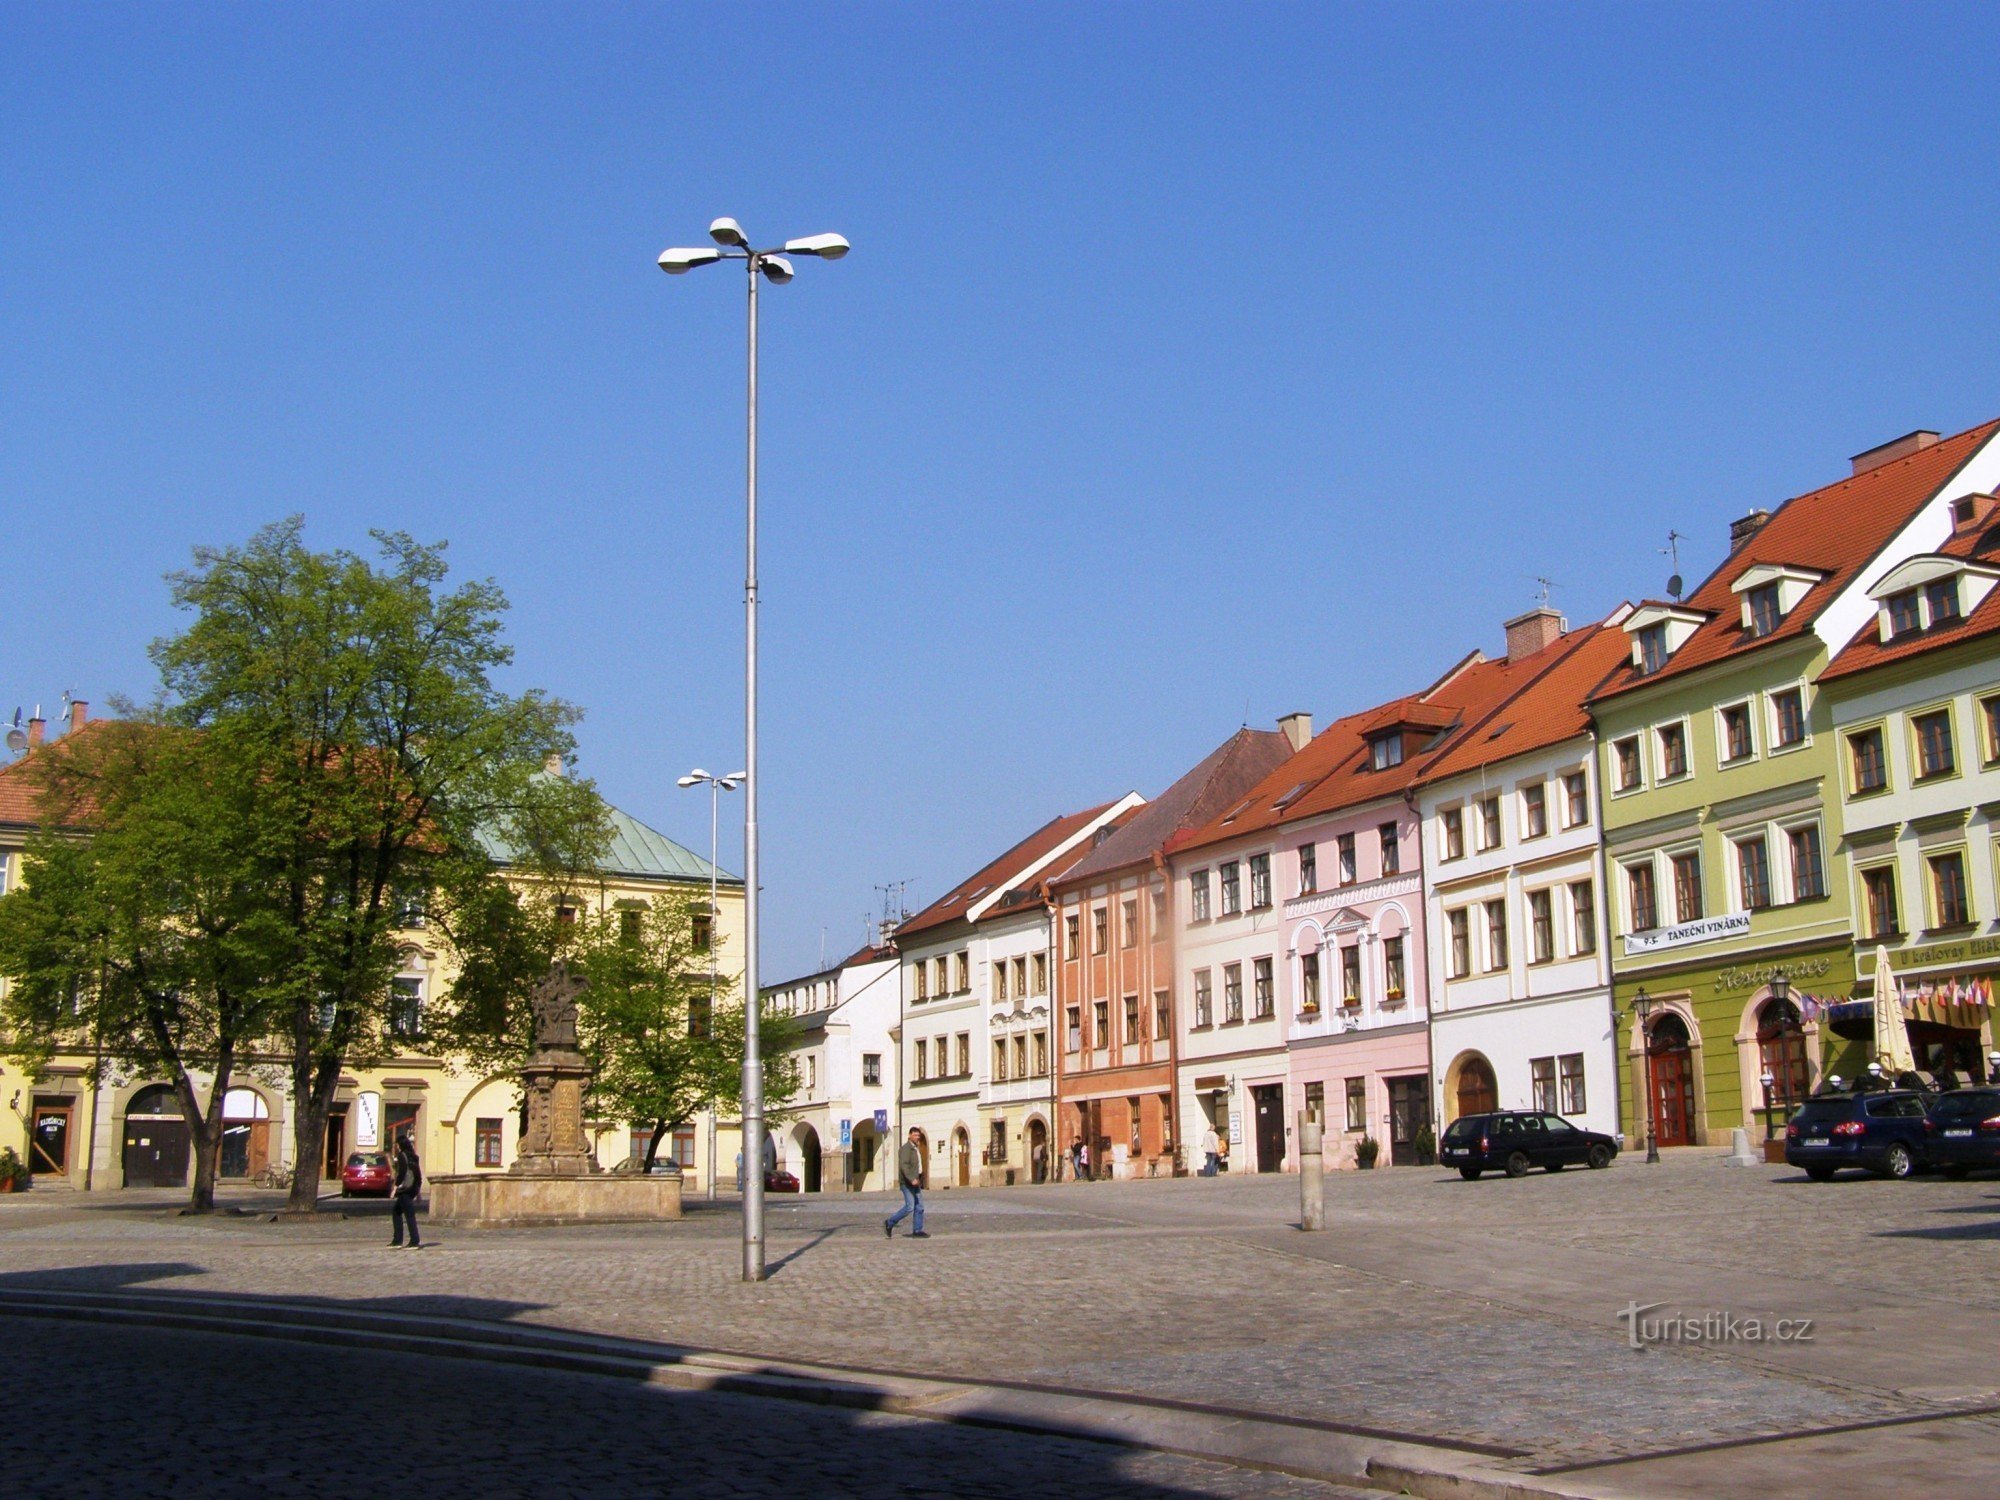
top-left (430, 1169), bottom-right (682, 1228)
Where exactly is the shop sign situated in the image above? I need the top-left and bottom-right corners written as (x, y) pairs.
top-left (1624, 913), bottom-right (1750, 956)
top-left (1886, 934), bottom-right (2000, 971)
top-left (1714, 955), bottom-right (1837, 995)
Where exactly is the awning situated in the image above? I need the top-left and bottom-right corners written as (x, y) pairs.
top-left (1811, 986), bottom-right (1992, 1042)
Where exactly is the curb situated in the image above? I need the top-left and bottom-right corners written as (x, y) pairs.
top-left (0, 1286), bottom-right (1528, 1493)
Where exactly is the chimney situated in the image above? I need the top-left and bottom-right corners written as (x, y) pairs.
top-left (27, 710), bottom-right (46, 748)
top-left (1502, 606), bottom-right (1566, 663)
top-left (1728, 509), bottom-right (1773, 551)
top-left (543, 751), bottom-right (565, 777)
top-left (1277, 712), bottom-right (1313, 751)
top-left (67, 700), bottom-right (88, 734)
top-left (1850, 429), bottom-right (1938, 478)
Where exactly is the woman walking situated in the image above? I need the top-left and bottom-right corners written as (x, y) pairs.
top-left (390, 1132), bottom-right (424, 1250)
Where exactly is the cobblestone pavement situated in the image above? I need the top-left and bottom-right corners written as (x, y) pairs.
top-left (4, 1151), bottom-right (1999, 1475)
top-left (1, 1316), bottom-right (1372, 1499)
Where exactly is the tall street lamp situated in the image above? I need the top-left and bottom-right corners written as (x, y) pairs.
top-left (1628, 988), bottom-right (1661, 1165)
top-left (1763, 968), bottom-right (1792, 1144)
top-left (659, 217), bottom-right (849, 1283)
top-left (677, 768), bottom-right (744, 1202)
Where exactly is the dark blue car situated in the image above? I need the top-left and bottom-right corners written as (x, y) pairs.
top-left (1924, 1087), bottom-right (2000, 1176)
top-left (1785, 1091), bottom-right (1928, 1180)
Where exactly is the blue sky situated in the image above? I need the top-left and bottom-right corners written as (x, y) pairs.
top-left (6, 4), bottom-right (2000, 976)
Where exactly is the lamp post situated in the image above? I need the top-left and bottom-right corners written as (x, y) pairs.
top-left (677, 768), bottom-right (744, 1202)
top-left (659, 218), bottom-right (848, 1283)
top-left (1629, 988), bottom-right (1660, 1164)
top-left (1764, 968), bottom-right (1792, 1142)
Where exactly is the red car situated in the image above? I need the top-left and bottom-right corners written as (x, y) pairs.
top-left (764, 1169), bottom-right (801, 1194)
top-left (341, 1151), bottom-right (392, 1197)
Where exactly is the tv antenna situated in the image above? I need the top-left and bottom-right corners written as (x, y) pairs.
top-left (1532, 575), bottom-right (1558, 608)
top-left (1661, 531), bottom-right (1686, 601)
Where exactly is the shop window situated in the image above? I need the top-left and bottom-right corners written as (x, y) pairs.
top-left (476, 1117), bottom-right (503, 1167)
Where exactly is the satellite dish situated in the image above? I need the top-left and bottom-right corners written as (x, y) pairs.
top-left (1667, 574), bottom-right (1684, 600)
top-left (5, 728), bottom-right (26, 753)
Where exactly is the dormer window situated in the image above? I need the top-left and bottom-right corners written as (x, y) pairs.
top-left (1745, 584), bottom-right (1781, 638)
top-left (1887, 590), bottom-right (1923, 638)
top-left (1925, 578), bottom-right (1961, 624)
top-left (1868, 555), bottom-right (2000, 643)
top-left (1637, 624), bottom-right (1669, 676)
top-left (1369, 733), bottom-right (1404, 771)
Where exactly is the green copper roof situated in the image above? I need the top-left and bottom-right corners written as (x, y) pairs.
top-left (482, 797), bottom-right (738, 886)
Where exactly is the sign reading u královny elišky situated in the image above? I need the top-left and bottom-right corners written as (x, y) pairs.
top-left (1623, 912), bottom-right (1753, 957)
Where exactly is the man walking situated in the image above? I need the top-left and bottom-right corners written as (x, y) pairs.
top-left (884, 1127), bottom-right (928, 1239)
top-left (1200, 1123), bottom-right (1221, 1178)
top-left (389, 1132), bottom-right (423, 1250)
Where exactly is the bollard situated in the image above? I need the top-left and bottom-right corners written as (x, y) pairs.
top-left (1722, 1127), bottom-right (1762, 1167)
top-left (1299, 1113), bottom-right (1325, 1230)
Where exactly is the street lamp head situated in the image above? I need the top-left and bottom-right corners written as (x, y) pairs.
top-left (758, 255), bottom-right (795, 284)
top-left (659, 246), bottom-right (723, 274)
top-left (727, 769), bottom-right (748, 782)
top-left (709, 217), bottom-right (749, 248)
top-left (1769, 969), bottom-right (1791, 1003)
top-left (676, 775), bottom-right (703, 787)
top-left (784, 233), bottom-right (850, 260)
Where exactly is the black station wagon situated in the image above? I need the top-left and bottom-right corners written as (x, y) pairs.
top-left (1440, 1111), bottom-right (1619, 1179)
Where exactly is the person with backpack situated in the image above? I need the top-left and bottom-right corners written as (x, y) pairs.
top-left (390, 1132), bottom-right (424, 1249)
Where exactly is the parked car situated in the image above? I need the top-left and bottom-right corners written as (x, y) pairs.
top-left (341, 1150), bottom-right (392, 1197)
top-left (1439, 1111), bottom-right (1618, 1179)
top-left (764, 1169), bottom-right (801, 1194)
top-left (1784, 1091), bottom-right (1928, 1179)
top-left (1924, 1088), bottom-right (2000, 1177)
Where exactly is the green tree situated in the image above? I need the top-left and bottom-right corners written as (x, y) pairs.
top-left (0, 720), bottom-right (297, 1210)
top-left (153, 519), bottom-right (605, 1212)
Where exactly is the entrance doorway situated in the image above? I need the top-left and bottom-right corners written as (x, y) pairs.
top-left (849, 1120), bottom-right (879, 1191)
top-left (30, 1098), bottom-right (73, 1177)
top-left (1454, 1055), bottom-right (1498, 1119)
top-left (1251, 1084), bottom-right (1286, 1173)
top-left (952, 1126), bottom-right (971, 1187)
top-left (122, 1085), bottom-right (190, 1188)
top-left (796, 1126), bottom-right (822, 1193)
top-left (1649, 1013), bottom-right (1697, 1147)
top-left (219, 1088), bottom-right (271, 1179)
top-left (324, 1107), bottom-right (348, 1180)
top-left (1387, 1075), bottom-right (1432, 1166)
top-left (1027, 1118), bottom-right (1049, 1183)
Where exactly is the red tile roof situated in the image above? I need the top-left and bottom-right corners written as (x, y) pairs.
top-left (1175, 646), bottom-right (1562, 853)
top-left (1593, 419), bottom-right (2000, 702)
top-left (0, 719), bottom-right (117, 830)
top-left (1413, 616), bottom-right (1636, 785)
top-left (1820, 518), bottom-right (2000, 682)
top-left (1055, 727), bottom-right (1296, 886)
top-left (896, 799), bottom-right (1125, 939)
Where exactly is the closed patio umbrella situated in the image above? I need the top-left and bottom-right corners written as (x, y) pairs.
top-left (1872, 945), bottom-right (1918, 1078)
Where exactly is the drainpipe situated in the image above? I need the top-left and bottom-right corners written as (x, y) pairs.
top-left (1591, 754), bottom-right (1626, 1144)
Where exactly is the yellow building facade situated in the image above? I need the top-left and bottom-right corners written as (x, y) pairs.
top-left (0, 723), bottom-right (745, 1196)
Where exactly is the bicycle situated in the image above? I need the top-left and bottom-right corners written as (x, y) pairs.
top-left (253, 1161), bottom-right (294, 1190)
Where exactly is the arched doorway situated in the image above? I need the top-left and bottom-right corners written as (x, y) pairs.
top-left (1026, 1118), bottom-right (1049, 1183)
top-left (1452, 1054), bottom-right (1498, 1119)
top-left (220, 1088), bottom-right (272, 1179)
top-left (849, 1119), bottom-right (878, 1191)
top-left (1756, 998), bottom-right (1809, 1124)
top-left (1648, 1013), bottom-right (1696, 1147)
top-left (795, 1124), bottom-right (822, 1193)
top-left (951, 1126), bottom-right (971, 1187)
top-left (123, 1085), bottom-right (191, 1188)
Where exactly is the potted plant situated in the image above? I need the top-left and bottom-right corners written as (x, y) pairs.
top-left (1355, 1135), bottom-right (1380, 1170)
top-left (1413, 1125), bottom-right (1436, 1166)
top-left (0, 1146), bottom-right (28, 1193)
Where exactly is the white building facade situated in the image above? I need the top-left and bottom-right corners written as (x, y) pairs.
top-left (765, 943), bottom-right (900, 1191)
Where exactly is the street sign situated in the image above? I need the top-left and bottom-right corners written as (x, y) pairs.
top-left (839, 1118), bottom-right (852, 1146)
top-left (873, 1108), bottom-right (889, 1131)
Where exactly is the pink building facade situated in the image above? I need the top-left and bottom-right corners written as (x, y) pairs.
top-left (1280, 801), bottom-right (1432, 1168)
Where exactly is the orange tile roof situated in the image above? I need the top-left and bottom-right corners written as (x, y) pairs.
top-left (1176, 645), bottom-right (1562, 853)
top-left (1593, 419), bottom-right (2000, 702)
top-left (1413, 617), bottom-right (1636, 785)
top-left (896, 799), bottom-right (1124, 939)
top-left (1820, 518), bottom-right (2000, 682)
top-left (0, 720), bottom-right (117, 830)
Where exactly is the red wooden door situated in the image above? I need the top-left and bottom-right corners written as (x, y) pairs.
top-left (1650, 1038), bottom-right (1696, 1147)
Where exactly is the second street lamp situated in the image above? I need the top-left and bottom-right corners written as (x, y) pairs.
top-left (677, 768), bottom-right (743, 1202)
top-left (659, 217), bottom-right (848, 1283)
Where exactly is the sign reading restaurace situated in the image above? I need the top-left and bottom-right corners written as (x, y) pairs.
top-left (1624, 912), bottom-right (1752, 957)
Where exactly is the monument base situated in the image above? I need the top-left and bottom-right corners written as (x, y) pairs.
top-left (429, 1171), bottom-right (683, 1228)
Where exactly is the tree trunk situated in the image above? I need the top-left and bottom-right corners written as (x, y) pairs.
top-left (173, 1062), bottom-right (230, 1214)
top-left (285, 1050), bottom-right (342, 1214)
top-left (643, 1120), bottom-right (666, 1172)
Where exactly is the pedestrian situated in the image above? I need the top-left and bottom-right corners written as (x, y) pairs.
top-left (389, 1132), bottom-right (423, 1250)
top-left (1200, 1123), bottom-right (1221, 1178)
top-left (884, 1127), bottom-right (928, 1238)
top-left (1031, 1138), bottom-right (1047, 1183)
top-left (1077, 1140), bottom-right (1091, 1182)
